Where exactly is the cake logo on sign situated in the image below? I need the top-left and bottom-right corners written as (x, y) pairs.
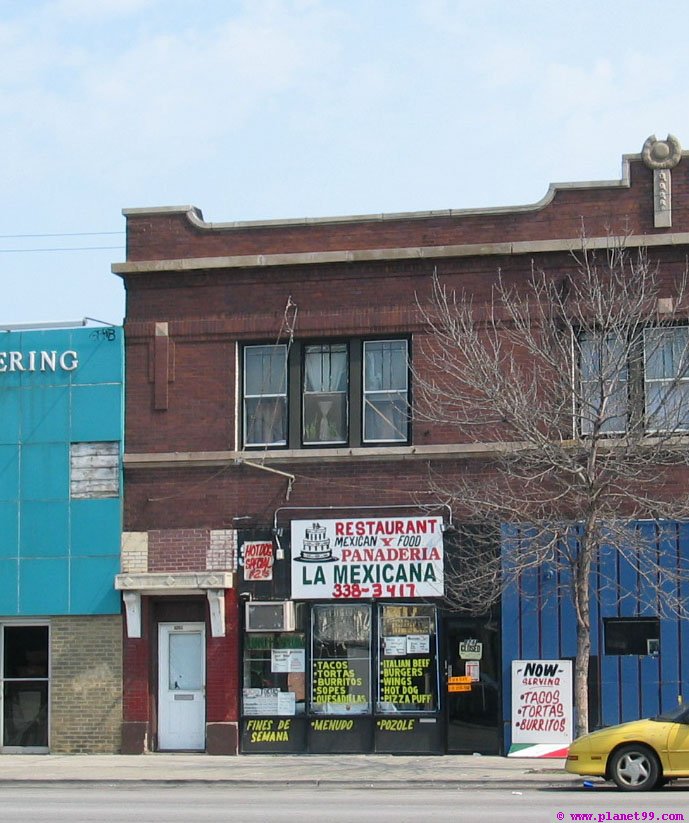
top-left (295, 523), bottom-right (337, 563)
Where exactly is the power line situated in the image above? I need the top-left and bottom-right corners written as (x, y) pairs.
top-left (0, 231), bottom-right (124, 239)
top-left (0, 245), bottom-right (125, 253)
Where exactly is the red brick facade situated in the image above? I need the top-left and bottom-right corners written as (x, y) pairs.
top-left (123, 159), bottom-right (688, 263)
top-left (148, 529), bottom-right (209, 572)
top-left (117, 138), bottom-right (689, 755)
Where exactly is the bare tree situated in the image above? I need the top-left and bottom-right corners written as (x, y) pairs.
top-left (416, 242), bottom-right (689, 737)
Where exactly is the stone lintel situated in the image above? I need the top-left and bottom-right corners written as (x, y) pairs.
top-left (115, 571), bottom-right (234, 594)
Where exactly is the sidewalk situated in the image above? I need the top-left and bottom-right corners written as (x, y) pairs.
top-left (0, 753), bottom-right (584, 789)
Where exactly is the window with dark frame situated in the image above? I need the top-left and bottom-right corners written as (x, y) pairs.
top-left (302, 343), bottom-right (348, 445)
top-left (377, 603), bottom-right (438, 714)
top-left (578, 325), bottom-right (689, 436)
top-left (603, 617), bottom-right (659, 656)
top-left (241, 633), bottom-right (306, 716)
top-left (310, 604), bottom-right (371, 715)
top-left (242, 339), bottom-right (410, 449)
top-left (2, 625), bottom-right (49, 748)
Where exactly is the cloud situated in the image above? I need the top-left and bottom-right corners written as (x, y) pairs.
top-left (0, 1), bottom-right (349, 195)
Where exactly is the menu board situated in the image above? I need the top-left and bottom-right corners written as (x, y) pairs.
top-left (380, 650), bottom-right (434, 710)
top-left (311, 659), bottom-right (369, 713)
top-left (378, 608), bottom-right (437, 713)
top-left (310, 604), bottom-right (371, 715)
top-left (511, 659), bottom-right (572, 747)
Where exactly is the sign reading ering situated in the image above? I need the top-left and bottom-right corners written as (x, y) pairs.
top-left (0, 350), bottom-right (78, 373)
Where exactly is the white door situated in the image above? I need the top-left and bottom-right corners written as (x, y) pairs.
top-left (158, 623), bottom-right (206, 751)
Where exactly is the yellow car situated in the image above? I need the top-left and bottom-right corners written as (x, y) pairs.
top-left (566, 703), bottom-right (689, 790)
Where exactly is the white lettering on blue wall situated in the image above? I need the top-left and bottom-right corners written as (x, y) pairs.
top-left (0, 350), bottom-right (79, 373)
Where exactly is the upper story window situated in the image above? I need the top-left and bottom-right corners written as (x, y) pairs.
top-left (363, 340), bottom-right (409, 443)
top-left (644, 327), bottom-right (689, 431)
top-left (578, 325), bottom-right (689, 436)
top-left (242, 339), bottom-right (410, 449)
top-left (303, 344), bottom-right (348, 445)
top-left (579, 333), bottom-right (628, 435)
top-left (243, 345), bottom-right (288, 447)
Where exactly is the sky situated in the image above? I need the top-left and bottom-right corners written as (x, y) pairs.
top-left (3, 0), bottom-right (689, 326)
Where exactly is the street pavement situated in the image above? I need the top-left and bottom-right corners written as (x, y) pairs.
top-left (0, 753), bottom-right (584, 790)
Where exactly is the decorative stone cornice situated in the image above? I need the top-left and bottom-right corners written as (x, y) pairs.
top-left (642, 134), bottom-right (682, 170)
top-left (115, 571), bottom-right (234, 593)
top-left (116, 575), bottom-right (233, 638)
top-left (642, 135), bottom-right (682, 229)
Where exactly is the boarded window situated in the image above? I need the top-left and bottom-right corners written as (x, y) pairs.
top-left (70, 442), bottom-right (119, 498)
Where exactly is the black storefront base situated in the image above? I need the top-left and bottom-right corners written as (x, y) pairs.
top-left (374, 715), bottom-right (442, 754)
top-left (240, 714), bottom-right (444, 754)
top-left (307, 716), bottom-right (373, 753)
top-left (241, 716), bottom-right (307, 753)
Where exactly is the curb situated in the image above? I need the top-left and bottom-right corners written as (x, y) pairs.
top-left (0, 777), bottom-right (584, 790)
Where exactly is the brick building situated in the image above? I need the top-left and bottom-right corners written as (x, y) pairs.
top-left (114, 135), bottom-right (689, 756)
top-left (0, 324), bottom-right (123, 753)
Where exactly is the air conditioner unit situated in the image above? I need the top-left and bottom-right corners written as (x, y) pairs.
top-left (245, 601), bottom-right (296, 632)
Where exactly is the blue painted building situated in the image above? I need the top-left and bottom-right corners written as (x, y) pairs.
top-left (0, 324), bottom-right (124, 752)
top-left (502, 522), bottom-right (689, 754)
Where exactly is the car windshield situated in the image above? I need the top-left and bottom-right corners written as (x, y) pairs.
top-left (653, 703), bottom-right (689, 723)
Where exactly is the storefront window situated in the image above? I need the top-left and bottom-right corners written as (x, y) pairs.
top-left (242, 633), bottom-right (306, 716)
top-left (311, 604), bottom-right (371, 715)
top-left (377, 604), bottom-right (438, 713)
top-left (2, 625), bottom-right (49, 748)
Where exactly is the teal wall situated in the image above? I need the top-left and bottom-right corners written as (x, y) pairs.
top-left (0, 326), bottom-right (123, 616)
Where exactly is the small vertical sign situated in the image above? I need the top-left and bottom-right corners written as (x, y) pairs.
top-left (509, 659), bottom-right (572, 757)
top-left (242, 541), bottom-right (274, 581)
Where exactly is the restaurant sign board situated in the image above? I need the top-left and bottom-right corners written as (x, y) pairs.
top-left (291, 516), bottom-right (444, 600)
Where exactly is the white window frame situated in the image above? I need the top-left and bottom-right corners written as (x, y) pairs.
top-left (362, 339), bottom-right (410, 444)
top-left (644, 326), bottom-right (689, 433)
top-left (578, 332), bottom-right (629, 436)
top-left (243, 344), bottom-right (288, 447)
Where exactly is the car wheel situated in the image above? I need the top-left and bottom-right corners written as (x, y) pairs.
top-left (609, 745), bottom-right (661, 791)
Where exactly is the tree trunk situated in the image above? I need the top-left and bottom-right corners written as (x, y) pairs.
top-left (573, 536), bottom-right (592, 738)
